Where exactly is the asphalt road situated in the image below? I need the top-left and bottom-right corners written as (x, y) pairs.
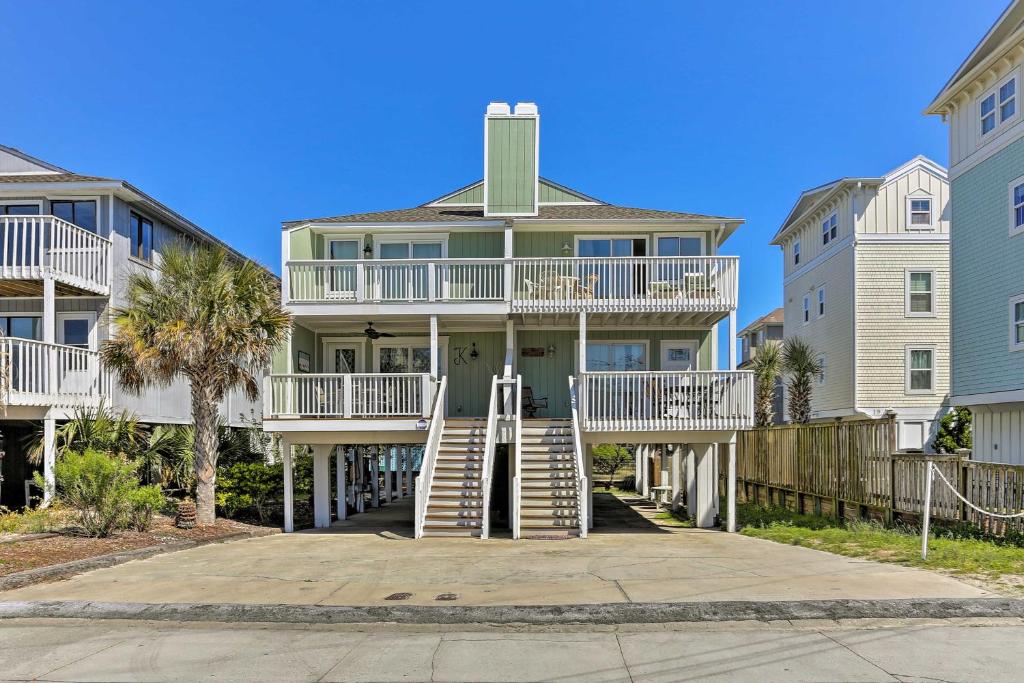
top-left (2, 617), bottom-right (1021, 682)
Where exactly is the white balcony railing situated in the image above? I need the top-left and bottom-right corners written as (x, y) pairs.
top-left (287, 259), bottom-right (505, 303)
top-left (284, 256), bottom-right (737, 313)
top-left (1, 338), bottom-right (109, 408)
top-left (579, 370), bottom-right (753, 432)
top-left (513, 256), bottom-right (737, 313)
top-left (266, 373), bottom-right (434, 418)
top-left (0, 216), bottom-right (111, 293)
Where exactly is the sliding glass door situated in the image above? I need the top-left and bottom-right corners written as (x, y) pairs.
top-left (376, 240), bottom-right (443, 300)
top-left (576, 237), bottom-right (646, 299)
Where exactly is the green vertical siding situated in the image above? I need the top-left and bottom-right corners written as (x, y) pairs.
top-left (538, 181), bottom-right (590, 203)
top-left (289, 325), bottom-right (316, 373)
top-left (486, 117), bottom-right (537, 215)
top-left (447, 331), bottom-right (505, 417)
top-left (436, 183), bottom-right (484, 204)
top-left (448, 232), bottom-right (503, 258)
top-left (289, 228), bottom-right (314, 259)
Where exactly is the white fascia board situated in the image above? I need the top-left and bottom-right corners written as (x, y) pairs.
top-left (287, 220), bottom-right (506, 232)
top-left (771, 178), bottom-right (882, 246)
top-left (881, 155), bottom-right (948, 183)
top-left (284, 302), bottom-right (512, 317)
top-left (854, 233), bottom-right (950, 244)
top-left (951, 389), bottom-right (1024, 406)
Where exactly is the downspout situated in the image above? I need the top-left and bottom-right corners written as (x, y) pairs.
top-left (850, 183), bottom-right (864, 418)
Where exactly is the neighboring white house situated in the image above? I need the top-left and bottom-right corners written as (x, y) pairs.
top-left (737, 308), bottom-right (784, 424)
top-left (925, 0), bottom-right (1024, 464)
top-left (0, 144), bottom-right (265, 509)
top-left (771, 156), bottom-right (951, 451)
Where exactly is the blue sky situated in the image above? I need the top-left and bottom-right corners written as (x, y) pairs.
top-left (0, 0), bottom-right (1004, 362)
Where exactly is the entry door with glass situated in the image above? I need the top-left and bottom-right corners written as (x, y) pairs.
top-left (323, 342), bottom-right (362, 374)
top-left (654, 235), bottom-right (707, 298)
top-left (374, 341), bottom-right (447, 415)
top-left (325, 239), bottom-right (360, 300)
top-left (56, 312), bottom-right (98, 395)
top-left (375, 240), bottom-right (444, 301)
top-left (576, 237), bottom-right (646, 299)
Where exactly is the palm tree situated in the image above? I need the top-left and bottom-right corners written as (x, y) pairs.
top-left (101, 244), bottom-right (290, 525)
top-left (751, 340), bottom-right (783, 428)
top-left (782, 337), bottom-right (822, 425)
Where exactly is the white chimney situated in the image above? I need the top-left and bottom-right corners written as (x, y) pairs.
top-left (486, 102), bottom-right (511, 116)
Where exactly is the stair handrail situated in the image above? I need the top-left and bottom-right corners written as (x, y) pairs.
top-left (513, 374), bottom-right (523, 540)
top-left (480, 375), bottom-right (500, 539)
top-left (568, 375), bottom-right (588, 539)
top-left (415, 375), bottom-right (447, 539)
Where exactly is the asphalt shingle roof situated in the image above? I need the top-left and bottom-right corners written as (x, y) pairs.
top-left (0, 173), bottom-right (115, 183)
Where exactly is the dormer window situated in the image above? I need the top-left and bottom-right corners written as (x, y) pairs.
top-left (821, 213), bottom-right (837, 245)
top-left (793, 240), bottom-right (801, 265)
top-left (908, 197), bottom-right (933, 229)
top-left (981, 74), bottom-right (1017, 136)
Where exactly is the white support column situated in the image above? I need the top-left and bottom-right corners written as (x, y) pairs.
top-left (394, 448), bottom-right (403, 499)
top-left (43, 278), bottom-right (56, 397)
top-left (727, 439), bottom-right (737, 532)
top-left (660, 444), bottom-right (669, 505)
top-left (429, 315), bottom-right (439, 377)
top-left (503, 319), bottom-right (515, 414)
top-left (712, 444), bottom-right (721, 519)
top-left (642, 444), bottom-right (651, 498)
top-left (671, 443), bottom-right (683, 511)
top-left (405, 446), bottom-right (413, 498)
top-left (728, 309), bottom-right (737, 371)
top-left (503, 222), bottom-right (514, 303)
top-left (634, 444), bottom-right (642, 493)
top-left (585, 442), bottom-right (594, 530)
top-left (383, 449), bottom-right (393, 504)
top-left (312, 445), bottom-right (332, 528)
top-left (578, 311), bottom-right (587, 374)
top-left (693, 443), bottom-right (716, 528)
top-left (42, 417), bottom-right (56, 506)
top-left (371, 447), bottom-right (380, 508)
top-left (685, 445), bottom-right (697, 519)
top-left (336, 447), bottom-right (347, 521)
top-left (282, 440), bottom-right (294, 532)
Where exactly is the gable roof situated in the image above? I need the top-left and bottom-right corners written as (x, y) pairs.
top-left (0, 144), bottom-right (69, 174)
top-left (426, 177), bottom-right (605, 206)
top-left (770, 155), bottom-right (946, 245)
top-left (738, 307), bottom-right (784, 337)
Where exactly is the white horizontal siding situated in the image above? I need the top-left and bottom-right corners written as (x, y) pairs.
top-left (781, 191), bottom-right (852, 279)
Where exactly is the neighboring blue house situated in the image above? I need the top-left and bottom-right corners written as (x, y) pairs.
top-left (926, 0), bottom-right (1024, 464)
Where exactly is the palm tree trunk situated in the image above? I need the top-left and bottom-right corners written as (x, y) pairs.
top-left (191, 380), bottom-right (220, 525)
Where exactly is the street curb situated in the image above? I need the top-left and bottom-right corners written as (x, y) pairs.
top-left (0, 529), bottom-right (277, 592)
top-left (0, 598), bottom-right (1021, 625)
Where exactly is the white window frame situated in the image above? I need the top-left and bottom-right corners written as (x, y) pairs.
top-left (904, 269), bottom-right (936, 318)
top-left (817, 353), bottom-right (826, 386)
top-left (574, 234), bottom-right (649, 257)
top-left (372, 336), bottom-right (449, 375)
top-left (0, 199), bottom-right (44, 214)
top-left (652, 232), bottom-right (706, 257)
top-left (816, 285), bottom-right (826, 318)
top-left (906, 195), bottom-right (935, 231)
top-left (821, 212), bottom-right (837, 245)
top-left (905, 345), bottom-right (936, 395)
top-left (658, 339), bottom-right (700, 371)
top-left (575, 339), bottom-right (651, 373)
top-left (323, 233), bottom-right (365, 260)
top-left (48, 195), bottom-right (102, 234)
top-left (320, 336), bottom-right (367, 373)
top-left (979, 71), bottom-right (1019, 139)
top-left (374, 234), bottom-right (449, 259)
top-left (1011, 293), bottom-right (1024, 353)
top-left (56, 311), bottom-right (99, 351)
top-left (802, 295), bottom-right (810, 325)
top-left (793, 239), bottom-right (801, 266)
top-left (1009, 176), bottom-right (1024, 238)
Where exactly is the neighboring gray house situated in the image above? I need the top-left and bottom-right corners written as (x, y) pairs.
top-left (0, 144), bottom-right (264, 509)
top-left (737, 308), bottom-right (784, 424)
top-left (925, 0), bottom-right (1024, 465)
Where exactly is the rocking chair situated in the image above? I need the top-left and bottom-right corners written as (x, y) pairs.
top-left (521, 386), bottom-right (549, 418)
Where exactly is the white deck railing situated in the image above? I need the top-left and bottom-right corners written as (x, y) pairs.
top-left (580, 370), bottom-right (754, 432)
top-left (513, 256), bottom-right (737, 313)
top-left (266, 373), bottom-right (433, 418)
top-left (415, 375), bottom-right (447, 539)
top-left (2, 338), bottom-right (109, 408)
top-left (287, 259), bottom-right (506, 303)
top-left (0, 216), bottom-right (111, 293)
top-left (568, 375), bottom-right (588, 538)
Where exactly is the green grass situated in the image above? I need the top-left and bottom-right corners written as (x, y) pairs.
top-left (737, 503), bottom-right (1024, 591)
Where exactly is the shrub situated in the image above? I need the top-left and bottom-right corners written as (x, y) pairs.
top-left (127, 485), bottom-right (165, 531)
top-left (217, 461), bottom-right (283, 523)
top-left (37, 449), bottom-right (143, 537)
top-left (0, 504), bottom-right (66, 534)
top-left (620, 474), bottom-right (636, 491)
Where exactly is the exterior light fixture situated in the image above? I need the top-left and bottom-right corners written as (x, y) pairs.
top-left (363, 239), bottom-right (373, 258)
top-left (416, 418), bottom-right (427, 430)
top-left (561, 242), bottom-right (572, 256)
top-left (470, 342), bottom-right (479, 360)
top-left (547, 344), bottom-right (556, 356)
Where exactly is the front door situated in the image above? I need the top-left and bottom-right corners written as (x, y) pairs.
top-left (323, 342), bottom-right (362, 374)
top-left (56, 312), bottom-right (98, 395)
top-left (660, 340), bottom-right (698, 371)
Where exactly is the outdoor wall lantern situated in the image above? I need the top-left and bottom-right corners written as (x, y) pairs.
top-left (561, 242), bottom-right (572, 256)
top-left (363, 239), bottom-right (373, 258)
top-left (416, 418), bottom-right (427, 430)
top-left (470, 342), bottom-right (479, 360)
top-left (547, 344), bottom-right (556, 356)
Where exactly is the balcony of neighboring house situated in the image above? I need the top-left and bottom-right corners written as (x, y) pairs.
top-left (2, 337), bottom-right (109, 411)
top-left (0, 214), bottom-right (111, 296)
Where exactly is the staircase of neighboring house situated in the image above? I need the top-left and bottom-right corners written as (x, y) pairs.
top-left (421, 418), bottom-right (487, 537)
top-left (518, 418), bottom-right (582, 538)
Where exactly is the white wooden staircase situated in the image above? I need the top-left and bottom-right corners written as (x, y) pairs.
top-left (518, 418), bottom-right (583, 537)
top-left (420, 418), bottom-right (486, 537)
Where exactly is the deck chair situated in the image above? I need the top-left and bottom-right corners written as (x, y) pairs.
top-left (521, 386), bottom-right (549, 418)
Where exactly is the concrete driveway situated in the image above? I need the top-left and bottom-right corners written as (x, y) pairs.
top-left (0, 493), bottom-right (991, 607)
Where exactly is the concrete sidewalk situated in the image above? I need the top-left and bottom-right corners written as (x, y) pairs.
top-left (2, 617), bottom-right (1023, 682)
top-left (0, 494), bottom-right (993, 607)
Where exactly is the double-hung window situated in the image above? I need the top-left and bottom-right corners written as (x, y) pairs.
top-left (793, 240), bottom-right (801, 265)
top-left (821, 213), bottom-right (837, 245)
top-left (908, 198), bottom-right (933, 229)
top-left (981, 74), bottom-right (1017, 136)
top-left (129, 212), bottom-right (153, 262)
top-left (905, 271), bottom-right (935, 317)
top-left (906, 347), bottom-right (935, 393)
top-left (817, 286), bottom-right (826, 317)
top-left (1010, 177), bottom-right (1024, 237)
top-left (1012, 295), bottom-right (1024, 352)
top-left (802, 295), bottom-right (810, 324)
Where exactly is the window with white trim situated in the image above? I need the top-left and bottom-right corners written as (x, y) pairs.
top-left (793, 240), bottom-right (801, 265)
top-left (905, 271), bottom-right (934, 317)
top-left (802, 295), bottom-right (810, 324)
top-left (908, 197), bottom-right (933, 229)
top-left (821, 213), bottom-right (837, 245)
top-left (981, 74), bottom-right (1017, 136)
top-left (817, 286), bottom-right (825, 317)
top-left (906, 347), bottom-right (935, 393)
top-left (1011, 178), bottom-right (1024, 237)
top-left (1012, 295), bottom-right (1024, 352)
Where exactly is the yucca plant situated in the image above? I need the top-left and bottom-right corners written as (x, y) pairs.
top-left (101, 244), bottom-right (290, 525)
top-left (751, 340), bottom-right (783, 428)
top-left (27, 400), bottom-right (142, 464)
top-left (782, 337), bottom-right (822, 425)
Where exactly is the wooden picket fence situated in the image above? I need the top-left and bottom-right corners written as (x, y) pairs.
top-left (735, 417), bottom-right (1024, 536)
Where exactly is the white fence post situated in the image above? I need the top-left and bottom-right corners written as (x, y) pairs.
top-left (921, 460), bottom-right (933, 560)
